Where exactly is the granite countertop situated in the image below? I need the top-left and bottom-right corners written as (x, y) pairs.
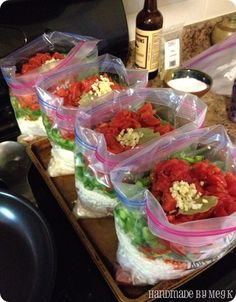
top-left (200, 91), bottom-right (236, 141)
top-left (127, 14), bottom-right (236, 143)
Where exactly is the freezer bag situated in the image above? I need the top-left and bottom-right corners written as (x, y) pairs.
top-left (73, 87), bottom-right (207, 217)
top-left (36, 54), bottom-right (148, 177)
top-left (0, 31), bottom-right (99, 137)
top-left (184, 32), bottom-right (236, 96)
top-left (111, 125), bottom-right (236, 285)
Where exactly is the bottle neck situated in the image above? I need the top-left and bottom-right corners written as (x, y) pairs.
top-left (143, 0), bottom-right (157, 12)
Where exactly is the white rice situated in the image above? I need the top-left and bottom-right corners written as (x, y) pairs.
top-left (17, 116), bottom-right (46, 136)
top-left (74, 178), bottom-right (118, 217)
top-left (115, 222), bottom-right (236, 285)
top-left (47, 144), bottom-right (74, 177)
top-left (116, 223), bottom-right (191, 285)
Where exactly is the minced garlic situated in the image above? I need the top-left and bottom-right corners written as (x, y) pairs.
top-left (41, 57), bottom-right (60, 73)
top-left (170, 180), bottom-right (204, 211)
top-left (88, 75), bottom-right (114, 100)
top-left (116, 128), bottom-right (144, 148)
top-left (56, 80), bottom-right (70, 90)
top-left (44, 57), bottom-right (58, 65)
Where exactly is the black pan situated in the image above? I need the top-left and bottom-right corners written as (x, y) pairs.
top-left (0, 188), bottom-right (56, 302)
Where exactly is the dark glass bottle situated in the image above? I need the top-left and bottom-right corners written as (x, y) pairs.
top-left (229, 79), bottom-right (236, 123)
top-left (135, 0), bottom-right (163, 80)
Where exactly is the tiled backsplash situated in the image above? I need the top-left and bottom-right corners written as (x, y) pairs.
top-left (123, 0), bottom-right (236, 41)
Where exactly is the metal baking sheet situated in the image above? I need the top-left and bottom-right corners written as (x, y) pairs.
top-left (26, 138), bottom-right (236, 302)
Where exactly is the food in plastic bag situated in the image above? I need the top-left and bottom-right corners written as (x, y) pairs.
top-left (184, 32), bottom-right (236, 96)
top-left (95, 102), bottom-right (174, 154)
top-left (114, 202), bottom-right (235, 285)
top-left (0, 31), bottom-right (99, 137)
top-left (74, 88), bottom-right (207, 217)
top-left (36, 54), bottom-right (148, 177)
top-left (111, 125), bottom-right (236, 285)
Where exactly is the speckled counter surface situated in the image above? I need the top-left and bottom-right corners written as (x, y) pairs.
top-left (126, 13), bottom-right (236, 143)
top-left (200, 91), bottom-right (236, 140)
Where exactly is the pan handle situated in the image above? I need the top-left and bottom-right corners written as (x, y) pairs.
top-left (0, 178), bottom-right (8, 190)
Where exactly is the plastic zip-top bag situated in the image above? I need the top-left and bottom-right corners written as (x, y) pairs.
top-left (110, 125), bottom-right (236, 285)
top-left (0, 31), bottom-right (99, 137)
top-left (73, 87), bottom-right (207, 218)
top-left (114, 201), bottom-right (235, 285)
top-left (184, 32), bottom-right (236, 96)
top-left (36, 54), bottom-right (148, 177)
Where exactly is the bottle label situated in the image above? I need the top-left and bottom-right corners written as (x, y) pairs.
top-left (135, 28), bottom-right (161, 73)
top-left (164, 38), bottom-right (180, 70)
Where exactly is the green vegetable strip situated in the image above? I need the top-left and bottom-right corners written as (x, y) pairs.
top-left (171, 150), bottom-right (205, 164)
top-left (76, 152), bottom-right (116, 198)
top-left (10, 96), bottom-right (41, 120)
top-left (114, 203), bottom-right (189, 260)
top-left (42, 114), bottom-right (75, 151)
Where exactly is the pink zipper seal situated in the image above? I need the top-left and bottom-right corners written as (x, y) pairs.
top-left (9, 41), bottom-right (85, 91)
top-left (95, 150), bottom-right (118, 168)
top-left (146, 204), bottom-right (236, 237)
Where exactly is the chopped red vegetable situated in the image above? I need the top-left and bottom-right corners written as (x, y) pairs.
top-left (95, 102), bottom-right (174, 154)
top-left (151, 159), bottom-right (236, 223)
top-left (54, 73), bottom-right (123, 107)
top-left (20, 52), bottom-right (64, 74)
top-left (17, 94), bottom-right (40, 111)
